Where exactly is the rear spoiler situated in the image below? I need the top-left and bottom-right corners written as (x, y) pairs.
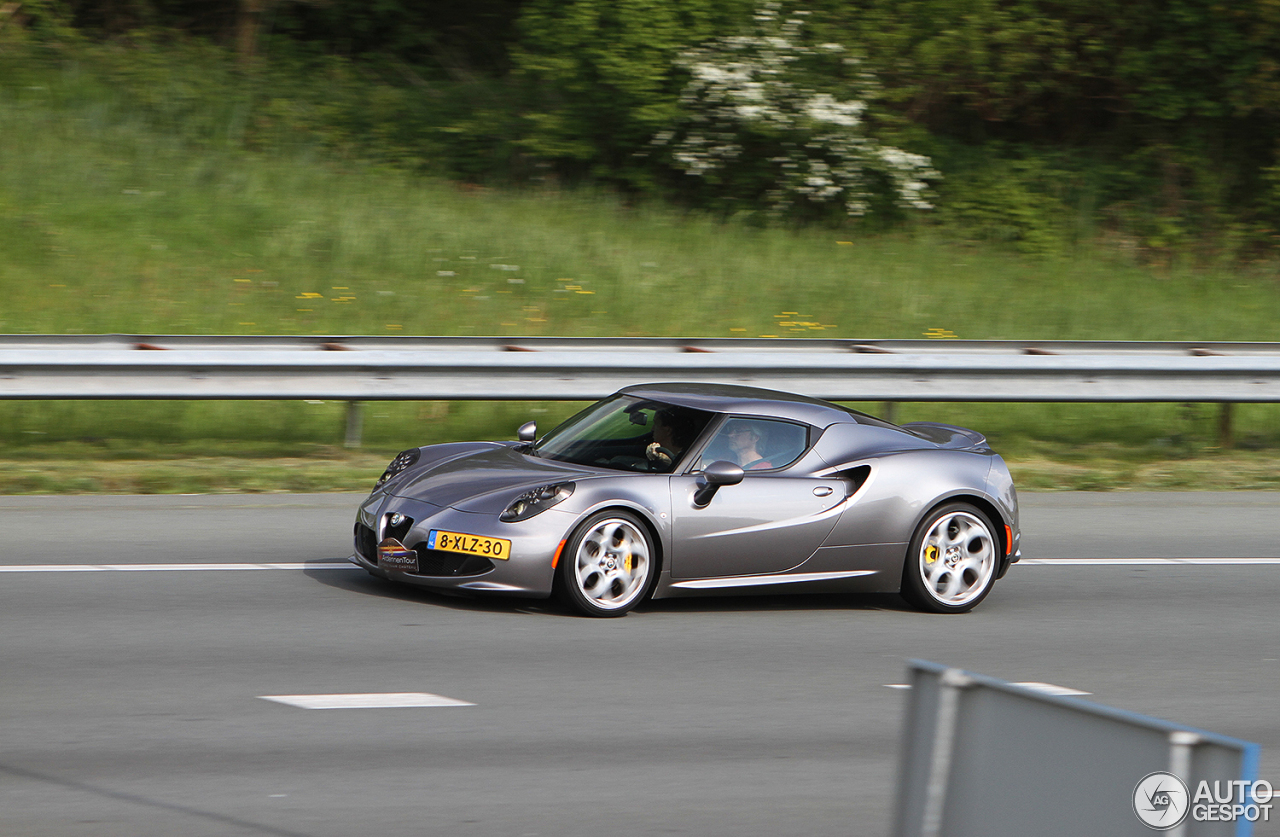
top-left (898, 422), bottom-right (990, 452)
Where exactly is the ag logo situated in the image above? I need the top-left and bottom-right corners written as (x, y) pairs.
top-left (1134, 772), bottom-right (1190, 829)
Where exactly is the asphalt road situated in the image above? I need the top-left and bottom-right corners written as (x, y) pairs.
top-left (1, 492), bottom-right (1278, 837)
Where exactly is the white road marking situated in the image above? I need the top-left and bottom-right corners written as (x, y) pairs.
top-left (0, 562), bottom-right (357, 572)
top-left (1013, 681), bottom-right (1091, 696)
top-left (2, 558), bottom-right (1277, 573)
top-left (259, 692), bottom-right (474, 709)
top-left (884, 681), bottom-right (1091, 696)
top-left (1021, 558), bottom-right (1280, 565)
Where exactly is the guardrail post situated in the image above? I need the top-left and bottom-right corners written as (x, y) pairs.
top-left (345, 401), bottom-right (363, 449)
top-left (1218, 403), bottom-right (1234, 449)
top-left (1166, 730), bottom-right (1200, 837)
top-left (920, 667), bottom-right (972, 837)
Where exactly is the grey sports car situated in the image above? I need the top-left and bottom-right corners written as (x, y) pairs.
top-left (351, 383), bottom-right (1020, 617)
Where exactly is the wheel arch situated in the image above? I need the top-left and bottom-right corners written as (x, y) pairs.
top-left (910, 493), bottom-right (1010, 575)
top-left (555, 503), bottom-right (666, 616)
top-left (565, 502), bottom-right (666, 580)
top-left (899, 495), bottom-right (1005, 612)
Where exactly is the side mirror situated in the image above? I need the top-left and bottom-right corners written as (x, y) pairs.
top-left (693, 460), bottom-right (744, 507)
top-left (517, 421), bottom-right (537, 443)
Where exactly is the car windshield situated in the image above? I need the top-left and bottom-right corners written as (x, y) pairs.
top-left (533, 395), bottom-right (715, 473)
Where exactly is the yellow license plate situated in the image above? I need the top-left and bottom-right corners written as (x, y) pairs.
top-left (427, 529), bottom-right (511, 560)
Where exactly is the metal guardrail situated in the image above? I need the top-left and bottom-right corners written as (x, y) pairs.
top-left (2, 335), bottom-right (1276, 445)
top-left (1, 335), bottom-right (1278, 402)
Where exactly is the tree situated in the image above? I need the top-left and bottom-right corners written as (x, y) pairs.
top-left (655, 3), bottom-right (937, 217)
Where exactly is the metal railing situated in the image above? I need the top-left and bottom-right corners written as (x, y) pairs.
top-left (2, 335), bottom-right (1277, 445)
top-left (894, 660), bottom-right (1261, 837)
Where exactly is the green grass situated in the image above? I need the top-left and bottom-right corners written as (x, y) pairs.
top-left (3, 438), bottom-right (1278, 494)
top-left (1, 45), bottom-right (1278, 490)
top-left (3, 140), bottom-right (1277, 342)
top-left (0, 453), bottom-right (1274, 499)
top-left (3, 58), bottom-right (1278, 343)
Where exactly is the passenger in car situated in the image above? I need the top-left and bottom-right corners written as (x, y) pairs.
top-left (726, 421), bottom-right (772, 470)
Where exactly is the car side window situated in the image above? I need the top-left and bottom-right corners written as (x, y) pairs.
top-left (697, 418), bottom-right (809, 472)
top-left (534, 396), bottom-right (714, 472)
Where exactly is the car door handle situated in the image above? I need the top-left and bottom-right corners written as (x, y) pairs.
top-left (813, 486), bottom-right (833, 497)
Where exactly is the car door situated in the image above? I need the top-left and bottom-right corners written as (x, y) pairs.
top-left (667, 418), bottom-right (847, 579)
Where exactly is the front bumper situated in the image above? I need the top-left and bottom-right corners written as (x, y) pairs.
top-left (349, 492), bottom-right (573, 597)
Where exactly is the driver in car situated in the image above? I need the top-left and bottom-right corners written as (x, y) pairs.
top-left (645, 408), bottom-right (699, 472)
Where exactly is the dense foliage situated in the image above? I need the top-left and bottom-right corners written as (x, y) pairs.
top-left (655, 4), bottom-right (938, 219)
top-left (5, 0), bottom-right (1280, 255)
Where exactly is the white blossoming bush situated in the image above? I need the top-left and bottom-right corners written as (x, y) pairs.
top-left (656, 3), bottom-right (938, 218)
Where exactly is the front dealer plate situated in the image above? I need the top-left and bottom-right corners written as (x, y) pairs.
top-left (428, 530), bottom-right (511, 560)
top-left (377, 538), bottom-right (419, 573)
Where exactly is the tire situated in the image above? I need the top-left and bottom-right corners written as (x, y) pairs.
top-left (901, 503), bottom-right (999, 614)
top-left (557, 510), bottom-right (657, 617)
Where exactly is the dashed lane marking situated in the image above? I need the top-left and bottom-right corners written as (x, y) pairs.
top-left (884, 681), bottom-right (1091, 696)
top-left (883, 682), bottom-right (1091, 696)
top-left (1009, 681), bottom-right (1092, 696)
top-left (1020, 558), bottom-right (1280, 565)
top-left (0, 562), bottom-right (358, 572)
top-left (259, 693), bottom-right (474, 709)
top-left (3, 558), bottom-right (1278, 573)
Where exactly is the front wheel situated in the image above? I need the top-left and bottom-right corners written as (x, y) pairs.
top-left (557, 511), bottom-right (656, 617)
top-left (901, 503), bottom-right (999, 614)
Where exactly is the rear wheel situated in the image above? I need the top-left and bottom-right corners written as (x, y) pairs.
top-left (901, 503), bottom-right (999, 613)
top-left (557, 511), bottom-right (655, 617)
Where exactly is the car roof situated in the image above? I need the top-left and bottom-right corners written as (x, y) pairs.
top-left (617, 382), bottom-right (885, 428)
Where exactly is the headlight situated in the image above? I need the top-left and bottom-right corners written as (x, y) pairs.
top-left (500, 482), bottom-right (575, 522)
top-left (375, 448), bottom-right (420, 489)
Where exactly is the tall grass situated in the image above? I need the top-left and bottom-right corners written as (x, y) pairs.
top-left (1, 45), bottom-right (1278, 463)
